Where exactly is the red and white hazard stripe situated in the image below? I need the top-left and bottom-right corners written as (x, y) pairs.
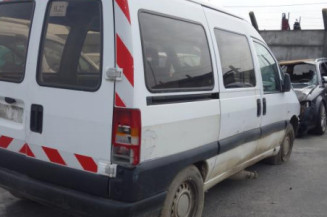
top-left (0, 1), bottom-right (134, 173)
top-left (114, 0), bottom-right (134, 108)
top-left (0, 135), bottom-right (98, 173)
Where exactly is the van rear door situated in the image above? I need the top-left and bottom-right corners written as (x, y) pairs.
top-left (25, 0), bottom-right (115, 174)
top-left (0, 1), bottom-right (34, 154)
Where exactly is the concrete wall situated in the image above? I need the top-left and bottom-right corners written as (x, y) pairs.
top-left (260, 30), bottom-right (327, 61)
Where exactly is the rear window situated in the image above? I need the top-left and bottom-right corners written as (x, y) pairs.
top-left (214, 29), bottom-right (256, 89)
top-left (0, 1), bottom-right (34, 83)
top-left (37, 0), bottom-right (102, 91)
top-left (139, 12), bottom-right (214, 92)
top-left (282, 63), bottom-right (318, 86)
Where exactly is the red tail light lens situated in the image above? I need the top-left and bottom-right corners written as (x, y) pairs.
top-left (112, 107), bottom-right (141, 166)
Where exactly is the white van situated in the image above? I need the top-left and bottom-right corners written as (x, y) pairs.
top-left (0, 0), bottom-right (299, 216)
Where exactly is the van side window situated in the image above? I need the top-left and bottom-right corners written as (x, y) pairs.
top-left (0, 2), bottom-right (34, 83)
top-left (214, 29), bottom-right (256, 89)
top-left (253, 42), bottom-right (281, 93)
top-left (139, 12), bottom-right (214, 92)
top-left (38, 0), bottom-right (102, 91)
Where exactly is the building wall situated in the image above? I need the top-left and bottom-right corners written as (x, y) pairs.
top-left (260, 30), bottom-right (327, 61)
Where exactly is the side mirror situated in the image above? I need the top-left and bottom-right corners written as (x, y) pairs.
top-left (282, 73), bottom-right (291, 92)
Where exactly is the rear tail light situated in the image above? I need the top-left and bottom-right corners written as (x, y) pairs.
top-left (112, 107), bottom-right (141, 166)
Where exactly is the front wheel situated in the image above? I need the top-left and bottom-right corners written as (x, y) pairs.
top-left (265, 123), bottom-right (295, 165)
top-left (160, 166), bottom-right (204, 217)
top-left (313, 103), bottom-right (327, 135)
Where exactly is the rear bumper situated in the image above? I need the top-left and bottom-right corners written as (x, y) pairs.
top-left (0, 140), bottom-right (218, 216)
top-left (0, 165), bottom-right (165, 217)
top-left (0, 148), bottom-right (165, 217)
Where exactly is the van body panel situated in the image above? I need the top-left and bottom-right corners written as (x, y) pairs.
top-left (204, 131), bottom-right (283, 190)
top-left (131, 0), bottom-right (221, 163)
top-left (27, 0), bottom-right (115, 171)
top-left (0, 1), bottom-right (34, 154)
top-left (203, 6), bottom-right (299, 188)
top-left (204, 7), bottom-right (262, 181)
top-left (141, 101), bottom-right (220, 161)
top-left (250, 39), bottom-right (300, 127)
top-left (0, 0), bottom-right (116, 173)
top-left (0, 0), bottom-right (300, 216)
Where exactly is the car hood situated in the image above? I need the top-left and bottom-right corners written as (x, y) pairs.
top-left (293, 85), bottom-right (317, 102)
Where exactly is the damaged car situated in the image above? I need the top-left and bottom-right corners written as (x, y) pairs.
top-left (280, 58), bottom-right (327, 136)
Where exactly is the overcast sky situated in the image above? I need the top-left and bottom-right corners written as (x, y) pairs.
top-left (207, 0), bottom-right (327, 30)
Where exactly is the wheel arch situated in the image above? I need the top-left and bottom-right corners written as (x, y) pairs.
top-left (290, 115), bottom-right (299, 134)
top-left (194, 161), bottom-right (209, 181)
top-left (314, 95), bottom-right (325, 113)
top-left (312, 96), bottom-right (326, 123)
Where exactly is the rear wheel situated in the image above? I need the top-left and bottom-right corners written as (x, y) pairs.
top-left (160, 166), bottom-right (204, 217)
top-left (313, 103), bottom-right (327, 135)
top-left (266, 123), bottom-right (295, 165)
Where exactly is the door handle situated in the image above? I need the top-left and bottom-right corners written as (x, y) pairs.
top-left (30, 104), bottom-right (43, 134)
top-left (257, 99), bottom-right (261, 117)
top-left (263, 98), bottom-right (267, 116)
top-left (5, 97), bottom-right (16, 104)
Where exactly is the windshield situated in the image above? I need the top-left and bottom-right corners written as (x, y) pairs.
top-left (281, 63), bottom-right (318, 88)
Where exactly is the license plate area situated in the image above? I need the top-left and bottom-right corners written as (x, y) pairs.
top-left (0, 102), bottom-right (24, 124)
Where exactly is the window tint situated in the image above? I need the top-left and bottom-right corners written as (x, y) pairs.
top-left (214, 29), bottom-right (255, 89)
top-left (38, 0), bottom-right (102, 91)
top-left (254, 42), bottom-right (281, 93)
top-left (139, 12), bottom-right (214, 92)
top-left (0, 2), bottom-right (34, 82)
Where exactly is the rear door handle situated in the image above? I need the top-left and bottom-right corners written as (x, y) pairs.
top-left (263, 98), bottom-right (267, 116)
top-left (5, 97), bottom-right (16, 104)
top-left (257, 99), bottom-right (261, 117)
top-left (30, 104), bottom-right (43, 134)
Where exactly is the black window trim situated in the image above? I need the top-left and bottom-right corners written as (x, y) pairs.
top-left (252, 38), bottom-right (283, 94)
top-left (138, 9), bottom-right (215, 94)
top-left (147, 92), bottom-right (220, 106)
top-left (0, 0), bottom-right (36, 84)
top-left (214, 27), bottom-right (257, 89)
top-left (36, 0), bottom-right (104, 92)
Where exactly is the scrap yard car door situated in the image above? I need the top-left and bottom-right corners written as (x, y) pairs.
top-left (24, 0), bottom-right (116, 173)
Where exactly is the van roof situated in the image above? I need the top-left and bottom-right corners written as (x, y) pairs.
top-left (279, 58), bottom-right (327, 65)
top-left (186, 0), bottom-right (245, 20)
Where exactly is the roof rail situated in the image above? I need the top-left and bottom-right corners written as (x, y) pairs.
top-left (315, 58), bottom-right (327, 62)
top-left (185, 0), bottom-right (245, 21)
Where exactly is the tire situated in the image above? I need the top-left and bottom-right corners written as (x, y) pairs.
top-left (266, 123), bottom-right (295, 165)
top-left (313, 103), bottom-right (327, 135)
top-left (160, 166), bottom-right (204, 217)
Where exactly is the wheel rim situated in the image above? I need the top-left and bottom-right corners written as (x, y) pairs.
top-left (282, 136), bottom-right (291, 161)
top-left (320, 105), bottom-right (327, 132)
top-left (171, 181), bottom-right (197, 217)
